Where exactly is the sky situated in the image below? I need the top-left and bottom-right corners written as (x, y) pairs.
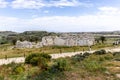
top-left (0, 0), bottom-right (120, 32)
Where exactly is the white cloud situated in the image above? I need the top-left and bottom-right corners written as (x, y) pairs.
top-left (0, 0), bottom-right (8, 8)
top-left (0, 14), bottom-right (120, 32)
top-left (48, 0), bottom-right (80, 7)
top-left (11, 0), bottom-right (45, 9)
top-left (1, 6), bottom-right (120, 32)
top-left (11, 0), bottom-right (92, 9)
top-left (98, 6), bottom-right (120, 15)
top-left (99, 7), bottom-right (118, 11)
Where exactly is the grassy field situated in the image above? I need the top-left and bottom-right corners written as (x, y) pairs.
top-left (0, 43), bottom-right (115, 59)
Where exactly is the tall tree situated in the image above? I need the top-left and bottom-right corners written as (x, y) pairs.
top-left (100, 36), bottom-right (106, 43)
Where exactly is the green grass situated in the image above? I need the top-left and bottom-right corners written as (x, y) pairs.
top-left (30, 52), bottom-right (119, 80)
top-left (0, 43), bottom-right (115, 59)
top-left (1, 51), bottom-right (120, 80)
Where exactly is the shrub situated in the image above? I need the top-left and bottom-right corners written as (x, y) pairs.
top-left (83, 52), bottom-right (90, 57)
top-left (30, 57), bottom-right (39, 66)
top-left (52, 58), bottom-right (70, 72)
top-left (12, 64), bottom-right (24, 74)
top-left (72, 54), bottom-right (85, 62)
top-left (93, 49), bottom-right (106, 55)
top-left (72, 52), bottom-right (90, 62)
top-left (25, 53), bottom-right (39, 64)
top-left (25, 53), bottom-right (51, 66)
top-left (40, 53), bottom-right (51, 61)
top-left (38, 57), bottom-right (48, 70)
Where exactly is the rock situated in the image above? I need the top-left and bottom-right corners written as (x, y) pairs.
top-left (15, 40), bottom-right (33, 48)
top-left (15, 34), bottom-right (95, 48)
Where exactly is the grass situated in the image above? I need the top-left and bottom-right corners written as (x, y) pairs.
top-left (1, 51), bottom-right (120, 80)
top-left (31, 52), bottom-right (120, 80)
top-left (0, 43), bottom-right (115, 59)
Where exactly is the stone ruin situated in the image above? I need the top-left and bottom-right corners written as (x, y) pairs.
top-left (15, 34), bottom-right (95, 48)
top-left (15, 40), bottom-right (43, 48)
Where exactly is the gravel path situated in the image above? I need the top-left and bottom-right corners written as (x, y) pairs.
top-left (0, 57), bottom-right (25, 65)
top-left (0, 47), bottom-right (120, 65)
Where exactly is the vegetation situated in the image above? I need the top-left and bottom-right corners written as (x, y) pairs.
top-left (28, 51), bottom-right (120, 80)
top-left (0, 50), bottom-right (120, 80)
top-left (12, 64), bottom-right (25, 74)
top-left (93, 49), bottom-right (106, 55)
top-left (52, 58), bottom-right (70, 71)
top-left (0, 43), bottom-right (114, 59)
top-left (0, 30), bottom-right (117, 59)
top-left (100, 36), bottom-right (106, 43)
top-left (25, 53), bottom-right (51, 66)
top-left (6, 31), bottom-right (58, 43)
top-left (1, 31), bottom-right (120, 79)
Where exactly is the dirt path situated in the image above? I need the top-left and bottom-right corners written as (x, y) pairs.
top-left (0, 47), bottom-right (120, 65)
top-left (0, 57), bottom-right (25, 65)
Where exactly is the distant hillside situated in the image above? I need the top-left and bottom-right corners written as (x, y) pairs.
top-left (7, 31), bottom-right (59, 43)
top-left (0, 31), bottom-right (17, 37)
top-left (0, 30), bottom-right (120, 45)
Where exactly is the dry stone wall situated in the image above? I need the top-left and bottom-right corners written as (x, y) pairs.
top-left (15, 34), bottom-right (95, 48)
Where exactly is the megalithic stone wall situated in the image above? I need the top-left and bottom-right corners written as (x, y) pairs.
top-left (15, 34), bottom-right (95, 48)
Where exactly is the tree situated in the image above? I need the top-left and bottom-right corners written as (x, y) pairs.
top-left (95, 38), bottom-right (100, 44)
top-left (19, 37), bottom-right (25, 41)
top-left (100, 36), bottom-right (106, 43)
top-left (12, 38), bottom-right (17, 45)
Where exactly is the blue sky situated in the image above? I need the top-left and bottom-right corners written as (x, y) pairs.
top-left (0, 0), bottom-right (120, 32)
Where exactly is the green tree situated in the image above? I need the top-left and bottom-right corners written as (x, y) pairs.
top-left (95, 38), bottom-right (100, 44)
top-left (100, 36), bottom-right (106, 43)
top-left (12, 38), bottom-right (17, 45)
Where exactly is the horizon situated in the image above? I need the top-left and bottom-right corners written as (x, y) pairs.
top-left (1, 30), bottom-right (120, 33)
top-left (0, 0), bottom-right (120, 32)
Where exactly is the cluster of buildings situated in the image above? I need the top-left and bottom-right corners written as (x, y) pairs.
top-left (15, 33), bottom-right (95, 48)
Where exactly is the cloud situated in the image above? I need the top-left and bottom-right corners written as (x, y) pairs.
top-left (48, 0), bottom-right (91, 8)
top-left (11, 0), bottom-right (45, 9)
top-left (0, 14), bottom-right (120, 32)
top-left (1, 6), bottom-right (120, 32)
top-left (98, 6), bottom-right (120, 15)
top-left (11, 0), bottom-right (92, 9)
top-left (0, 0), bottom-right (8, 8)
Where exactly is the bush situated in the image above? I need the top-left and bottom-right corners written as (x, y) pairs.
top-left (25, 53), bottom-right (51, 66)
top-left (72, 54), bottom-right (85, 62)
top-left (30, 57), bottom-right (39, 66)
top-left (38, 57), bottom-right (48, 70)
top-left (40, 53), bottom-right (51, 61)
top-left (83, 52), bottom-right (90, 57)
top-left (12, 64), bottom-right (24, 74)
top-left (72, 52), bottom-right (90, 62)
top-left (52, 58), bottom-right (70, 72)
top-left (25, 53), bottom-right (39, 64)
top-left (93, 49), bottom-right (106, 55)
